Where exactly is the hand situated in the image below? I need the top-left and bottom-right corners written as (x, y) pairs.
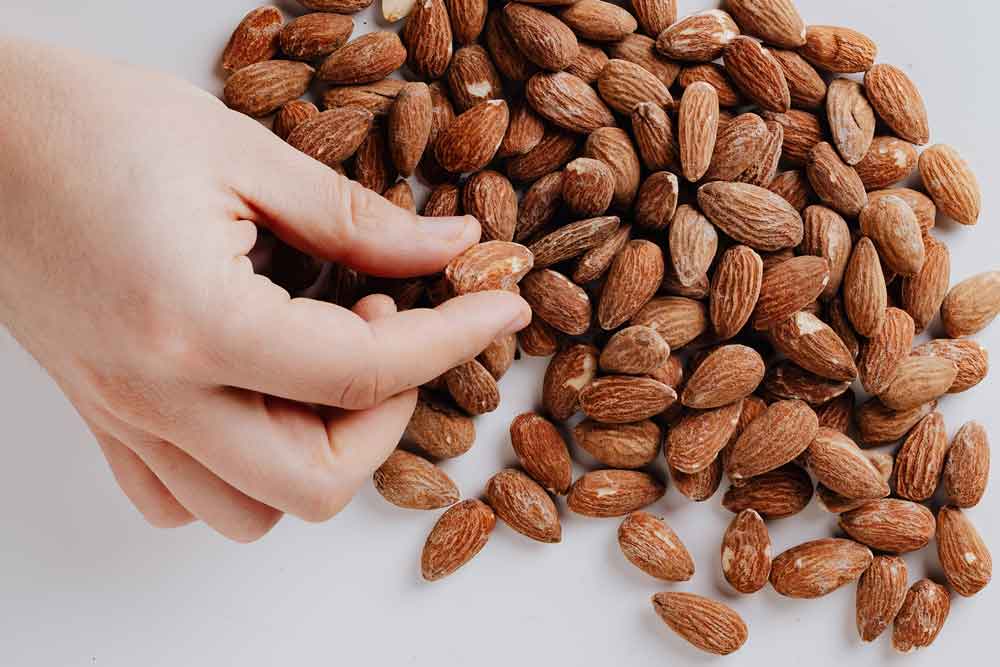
top-left (0, 39), bottom-right (530, 542)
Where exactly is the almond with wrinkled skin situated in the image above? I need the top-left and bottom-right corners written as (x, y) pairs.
top-left (914, 339), bottom-right (989, 394)
top-left (287, 106), bottom-right (373, 167)
top-left (943, 421), bottom-right (990, 508)
top-left (374, 449), bottom-right (460, 510)
top-left (869, 187), bottom-right (936, 233)
top-left (919, 144), bottom-right (981, 225)
top-left (651, 593), bottom-right (747, 656)
top-left (807, 141), bottom-right (868, 216)
top-left (753, 255), bottom-right (830, 329)
top-left (771, 538), bottom-right (873, 598)
top-left (598, 240), bottom-right (664, 330)
top-left (669, 206), bottom-right (718, 288)
top-left (463, 169), bottom-right (518, 241)
top-left (698, 181), bottom-right (803, 252)
top-left (318, 31), bottom-right (405, 84)
top-left (671, 457), bottom-right (723, 502)
top-left (632, 0), bottom-right (676, 37)
top-left (800, 25), bottom-right (876, 73)
top-left (763, 360), bottom-right (851, 405)
top-left (387, 82), bottom-right (432, 177)
top-left (937, 506), bottom-right (992, 597)
top-left (681, 345), bottom-right (764, 410)
top-left (724, 36), bottom-right (790, 113)
top-left (435, 99), bottom-right (509, 173)
top-left (298, 0), bottom-right (372, 11)
top-left (445, 241), bottom-right (533, 295)
top-left (667, 402), bottom-right (742, 474)
top-left (421, 499), bottom-right (495, 581)
top-left (727, 399), bottom-right (818, 480)
top-left (503, 3), bottom-right (579, 72)
top-left (710, 245), bottom-right (763, 340)
top-left (840, 499), bottom-right (936, 554)
top-left (522, 269), bottom-right (592, 336)
top-left (771, 49), bottom-right (825, 110)
top-left (273, 100), bottom-right (318, 141)
top-left (384, 180), bottom-right (416, 212)
top-left (529, 216), bottom-right (620, 268)
top-left (579, 376), bottom-right (676, 424)
top-left (880, 357), bottom-right (957, 411)
top-left (804, 428), bottom-right (888, 500)
top-left (508, 127), bottom-right (579, 182)
top-left (543, 343), bottom-right (598, 420)
top-left (726, 0), bottom-right (805, 48)
top-left (865, 63), bottom-right (930, 145)
top-left (892, 580), bottom-right (950, 653)
top-left (855, 136), bottom-right (918, 191)
top-left (478, 334), bottom-right (516, 379)
top-left (634, 171), bottom-right (679, 230)
top-left (818, 449), bottom-right (892, 513)
top-left (705, 113), bottom-right (769, 182)
top-left (632, 297), bottom-right (709, 350)
top-left (323, 79), bottom-right (406, 115)
top-left (483, 9), bottom-right (537, 82)
top-left (280, 12), bottom-right (354, 61)
top-left (405, 392), bottom-right (476, 459)
top-left (518, 314), bottom-right (559, 357)
top-left (678, 63), bottom-right (743, 107)
top-left (827, 298), bottom-right (861, 359)
top-left (402, 0), bottom-right (452, 79)
top-left (607, 34), bottom-right (681, 88)
top-left (447, 0), bottom-right (487, 45)
top-left (677, 82), bottom-right (719, 182)
top-left (857, 556), bottom-right (909, 643)
top-left (222, 7), bottom-right (283, 72)
top-left (722, 464), bottom-right (813, 519)
top-left (656, 10), bottom-right (740, 62)
top-left (497, 99), bottom-right (544, 159)
top-left (843, 237), bottom-right (887, 337)
top-left (446, 45), bottom-right (502, 112)
top-left (422, 183), bottom-right (461, 217)
top-left (583, 127), bottom-right (641, 207)
top-left (515, 171), bottom-right (563, 241)
top-left (826, 78), bottom-right (875, 166)
top-left (895, 411), bottom-right (949, 501)
top-left (574, 223), bottom-right (631, 284)
top-left (600, 326), bottom-right (670, 375)
top-left (721, 509), bottom-right (771, 594)
top-left (559, 0), bottom-right (637, 42)
top-left (661, 267), bottom-right (710, 300)
top-left (771, 312), bottom-right (858, 381)
top-left (900, 235), bottom-right (950, 332)
top-left (619, 512), bottom-right (694, 581)
top-left (858, 307), bottom-right (914, 395)
top-left (353, 122), bottom-right (395, 194)
top-left (856, 397), bottom-right (936, 447)
top-left (445, 359), bottom-right (500, 415)
top-left (859, 195), bottom-right (925, 276)
top-left (485, 469), bottom-right (561, 543)
top-left (565, 42), bottom-right (609, 83)
top-left (568, 470), bottom-right (665, 518)
top-left (526, 71), bottom-right (615, 134)
top-left (815, 389), bottom-right (855, 434)
top-left (224, 60), bottom-right (314, 117)
top-left (763, 109), bottom-right (824, 167)
top-left (735, 118), bottom-right (783, 186)
top-left (801, 205), bottom-right (851, 300)
top-left (597, 58), bottom-right (673, 115)
top-left (941, 271), bottom-right (1000, 338)
top-left (562, 159), bottom-right (615, 217)
top-left (575, 419), bottom-right (661, 469)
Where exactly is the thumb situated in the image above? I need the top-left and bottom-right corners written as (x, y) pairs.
top-left (234, 129), bottom-right (481, 278)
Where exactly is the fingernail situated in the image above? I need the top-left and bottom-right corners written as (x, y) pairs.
top-left (419, 215), bottom-right (477, 242)
top-left (501, 300), bottom-right (532, 336)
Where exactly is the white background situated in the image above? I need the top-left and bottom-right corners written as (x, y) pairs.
top-left (0, 1), bottom-right (996, 665)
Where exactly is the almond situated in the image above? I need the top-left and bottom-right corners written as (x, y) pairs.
top-left (800, 205), bottom-right (851, 299)
top-left (522, 269), bottom-right (592, 335)
top-left (859, 195), bottom-right (925, 276)
top-left (937, 506), bottom-right (992, 597)
top-left (666, 401), bottom-right (743, 473)
top-left (722, 464), bottom-right (813, 519)
top-left (726, 0), bottom-right (806, 48)
top-left (574, 223), bottom-right (632, 283)
top-left (699, 182), bottom-right (804, 252)
top-left (705, 112), bottom-right (769, 182)
top-left (735, 118), bottom-right (783, 186)
top-left (681, 345), bottom-right (765, 409)
top-left (761, 110), bottom-right (823, 167)
top-left (280, 12), bottom-right (353, 61)
top-left (710, 245), bottom-right (764, 340)
top-left (770, 49), bottom-right (825, 110)
top-left (806, 141), bottom-right (868, 216)
top-left (529, 215), bottom-right (620, 268)
top-left (668, 206), bottom-right (718, 287)
top-left (404, 392), bottom-right (476, 459)
top-left (422, 183), bottom-right (461, 217)
top-left (384, 180), bottom-right (416, 212)
top-left (298, 0), bottom-right (372, 11)
top-left (895, 411), bottom-right (949, 501)
top-left (567, 470), bottom-right (666, 517)
top-left (864, 63), bottom-right (930, 145)
top-left (503, 3), bottom-right (579, 71)
top-left (727, 399), bottom-right (818, 480)
top-left (447, 0), bottom-right (488, 45)
top-left (678, 63), bottom-right (743, 107)
top-left (565, 42), bottom-right (609, 83)
top-left (585, 127), bottom-right (642, 207)
top-left (273, 99), bottom-right (318, 141)
top-left (446, 44), bottom-right (502, 112)
top-left (842, 236), bottom-right (887, 337)
top-left (753, 255), bottom-right (830, 329)
top-left (650, 593), bottom-right (748, 656)
top-left (562, 159), bottom-right (615, 217)
top-left (607, 33), bottom-right (681, 87)
top-left (287, 106), bottom-right (373, 167)
top-left (543, 343), bottom-right (598, 420)
top-left (632, 0), bottom-right (676, 37)
top-left (498, 99), bottom-right (545, 158)
top-left (478, 334), bottom-right (517, 379)
top-left (324, 79), bottom-right (406, 116)
top-left (618, 511), bottom-right (694, 581)
top-left (515, 171), bottom-right (564, 241)
top-left (800, 25), bottom-right (876, 73)
top-left (600, 326), bottom-right (670, 375)
top-left (388, 82), bottom-right (433, 177)
top-left (879, 357), bottom-right (957, 411)
top-left (352, 122), bottom-right (395, 194)
top-left (763, 360), bottom-right (851, 405)
top-left (518, 314), bottom-right (560, 357)
top-left (721, 509), bottom-right (772, 594)
top-left (634, 171), bottom-right (679, 230)
top-left (803, 428), bottom-right (887, 500)
top-left (631, 297), bottom-right (710, 349)
top-left (869, 187), bottom-right (936, 233)
top-left (913, 339), bottom-right (989, 393)
top-left (900, 234), bottom-right (950, 332)
top-left (598, 240), bottom-right (664, 329)
top-left (724, 36), bottom-right (790, 113)
top-left (526, 71), bottom-right (616, 133)
top-left (814, 389), bottom-right (856, 434)
top-left (559, 0), bottom-right (637, 42)
top-left (224, 60), bottom-right (314, 117)
top-left (574, 419), bottom-right (661, 469)
top-left (484, 9), bottom-right (537, 82)
top-left (671, 458), bottom-right (724, 502)
top-left (858, 307), bottom-right (915, 395)
top-left (579, 375), bottom-right (676, 424)
top-left (373, 449), bottom-right (460, 510)
top-left (941, 271), bottom-right (1000, 337)
top-left (508, 128), bottom-right (579, 182)
top-left (855, 136), bottom-right (918, 190)
top-left (656, 10), bottom-right (740, 62)
top-left (919, 144), bottom-right (982, 225)
top-left (318, 31), bottom-right (405, 84)
top-left (818, 449), bottom-right (893, 512)
top-left (892, 580), bottom-right (950, 653)
top-left (445, 240), bottom-right (533, 295)
top-left (435, 99), bottom-right (509, 173)
top-left (445, 359), bottom-right (501, 415)
top-left (839, 499), bottom-right (936, 554)
top-left (222, 6), bottom-right (283, 72)
top-left (856, 555), bottom-right (909, 642)
top-left (402, 0), bottom-right (453, 79)
top-left (463, 174), bottom-right (518, 244)
top-left (677, 81), bottom-right (719, 182)
top-left (421, 499), bottom-right (495, 581)
top-left (597, 58), bottom-right (673, 115)
top-left (770, 538), bottom-right (873, 598)
top-left (484, 469), bottom-right (561, 543)
top-left (856, 397), bottom-right (936, 447)
top-left (770, 311), bottom-right (858, 381)
top-left (943, 421), bottom-right (990, 508)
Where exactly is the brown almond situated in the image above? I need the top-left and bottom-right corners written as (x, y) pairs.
top-left (574, 223), bottom-right (631, 283)
top-left (497, 99), bottom-right (545, 158)
top-left (423, 183), bottom-right (461, 217)
top-left (943, 421), bottom-right (990, 508)
top-left (840, 499), bottom-right (936, 554)
top-left (771, 538), bottom-right (873, 598)
top-left (892, 580), bottom-right (950, 653)
top-left (879, 357), bottom-right (957, 411)
top-left (804, 428), bottom-right (887, 500)
top-left (618, 511), bottom-right (695, 581)
top-left (518, 314), bottom-right (560, 357)
top-left (807, 141), bottom-right (868, 216)
top-left (800, 25), bottom-right (876, 73)
top-left (575, 419), bottom-right (661, 469)
top-left (421, 499), bottom-right (495, 581)
top-left (579, 376), bottom-right (676, 424)
top-left (770, 311), bottom-right (858, 381)
top-left (515, 171), bottom-right (564, 241)
top-left (522, 269), bottom-right (592, 336)
top-left (463, 170), bottom-right (518, 241)
top-left (698, 181), bottom-right (803, 252)
top-left (666, 402), bottom-right (743, 473)
top-left (856, 397), bottom-right (936, 447)
top-left (273, 100), bottom-right (318, 141)
top-left (567, 470), bottom-right (666, 518)
top-left (681, 345), bottom-right (765, 409)
top-left (224, 60), bottom-right (314, 117)
top-left (562, 159), bottom-right (615, 217)
top-left (318, 31), bottom-right (405, 84)
top-left (726, 0), bottom-right (805, 48)
top-left (634, 171), bottom-right (679, 230)
top-left (814, 389), bottom-right (856, 434)
top-left (323, 79), bottom-right (406, 116)
top-left (679, 63), bottom-right (743, 107)
top-left (445, 241), bottom-right (533, 295)
top-left (656, 10), bottom-right (740, 62)
top-left (631, 103), bottom-right (677, 171)
top-left (583, 127), bottom-right (641, 207)
top-left (597, 58), bottom-right (673, 115)
top-left (529, 216), bottom-right (620, 268)
top-left (600, 326), bottom-right (670, 375)
top-left (865, 63), bottom-right (930, 145)
top-left (384, 180), bottom-right (416, 212)
top-left (446, 45), bottom-right (502, 112)
top-left (445, 359), bottom-right (500, 415)
top-left (913, 339), bottom-right (989, 394)
top-left (280, 12), bottom-right (353, 61)
top-left (478, 334), bottom-right (517, 380)
top-left (941, 271), bottom-right (1000, 338)
top-left (222, 7), bottom-right (283, 72)
top-left (404, 392), bottom-right (475, 459)
top-left (607, 33), bottom-right (681, 87)
top-left (721, 509), bottom-right (772, 594)
top-left (722, 464), bottom-right (814, 519)
top-left (800, 205), bottom-right (851, 299)
top-left (632, 297), bottom-right (709, 350)
top-left (736, 118), bottom-right (784, 186)
top-left (855, 136), bottom-right (919, 191)
top-left (710, 245), bottom-right (764, 340)
top-left (560, 0), bottom-right (637, 42)
top-left (484, 9), bottom-right (537, 82)
top-left (919, 143), bottom-right (981, 225)
top-left (763, 360), bottom-right (851, 405)
top-left (373, 449), bottom-right (460, 510)
top-left (763, 109), bottom-right (824, 165)
top-left (632, 0), bottom-right (676, 37)
top-left (650, 593), bottom-right (748, 656)
top-left (843, 236), bottom-right (887, 337)
top-left (723, 36), bottom-right (791, 113)
top-left (503, 3), bottom-right (579, 71)
top-left (900, 234), bottom-right (950, 332)
top-left (526, 71), bottom-right (616, 133)
top-left (705, 112), bottom-right (769, 182)
top-left (870, 187), bottom-right (936, 233)
top-left (895, 411), bottom-right (949, 501)
top-left (937, 506), bottom-right (992, 597)
top-left (388, 82), bottom-right (433, 177)
top-left (859, 195), bottom-right (925, 276)
top-left (671, 458), bottom-right (723, 502)
top-left (858, 307), bottom-right (915, 395)
top-left (826, 78), bottom-right (875, 165)
top-left (352, 122), bottom-right (395, 194)
top-left (508, 128), bottom-right (579, 182)
top-left (287, 106), bottom-right (373, 167)
top-left (727, 399), bottom-right (819, 480)
top-left (485, 469), bottom-right (561, 543)
top-left (669, 206), bottom-right (718, 288)
top-left (771, 48), bottom-right (826, 110)
top-left (542, 343), bottom-right (598, 420)
top-left (402, 0), bottom-right (452, 79)
top-left (565, 42), bottom-right (609, 83)
top-left (447, 0), bottom-right (488, 45)
top-left (436, 99), bottom-right (509, 172)
top-left (856, 555), bottom-right (909, 642)
top-left (753, 255), bottom-right (830, 329)
top-left (677, 81), bottom-right (719, 182)
top-left (598, 240), bottom-right (664, 330)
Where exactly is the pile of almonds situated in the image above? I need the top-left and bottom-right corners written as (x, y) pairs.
top-left (219, 0), bottom-right (995, 656)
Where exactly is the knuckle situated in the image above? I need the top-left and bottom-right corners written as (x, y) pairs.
top-left (226, 510), bottom-right (282, 544)
top-left (298, 471), bottom-right (357, 523)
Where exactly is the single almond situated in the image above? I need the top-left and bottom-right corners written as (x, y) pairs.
top-left (859, 195), bottom-right (925, 276)
top-left (422, 183), bottom-right (461, 217)
top-left (631, 102), bottom-right (678, 171)
top-left (770, 311), bottom-right (858, 381)
top-left (895, 412), bottom-right (949, 501)
top-left (529, 216), bottom-right (620, 268)
top-left (723, 36), bottom-right (790, 112)
top-left (318, 31), bottom-right (406, 84)
top-left (669, 206), bottom-right (718, 287)
top-left (224, 60), bottom-right (314, 117)
top-left (445, 241), bottom-right (533, 295)
top-left (484, 9), bottom-right (537, 82)
top-left (497, 99), bottom-right (545, 158)
top-left (618, 511), bottom-right (695, 581)
top-left (937, 506), bottom-right (992, 597)
top-left (503, 3), bottom-right (579, 71)
top-left (463, 170), bottom-right (518, 241)
top-left (667, 401), bottom-right (743, 473)
top-left (402, 0), bottom-right (453, 79)
top-left (280, 12), bottom-right (354, 61)
top-left (721, 509), bottom-right (772, 594)
top-left (800, 25), bottom-right (877, 73)
top-left (222, 6), bottom-right (283, 72)
top-left (435, 99), bottom-right (509, 173)
top-left (726, 0), bottom-right (805, 48)
top-left (943, 421), bottom-right (990, 508)
top-left (515, 171), bottom-right (564, 241)
top-left (518, 314), bottom-right (560, 357)
top-left (913, 339), bottom-right (989, 394)
top-left (352, 122), bottom-right (395, 194)
top-left (804, 428), bottom-right (888, 500)
top-left (753, 255), bottom-right (830, 329)
top-left (421, 499), bottom-right (495, 581)
top-left (763, 108), bottom-right (824, 166)
top-left (543, 343), bottom-right (598, 420)
top-left (770, 538), bottom-right (873, 598)
top-left (671, 458), bottom-right (724, 502)
top-left (324, 79), bottom-right (407, 116)
top-left (900, 234), bottom-right (950, 332)
top-left (526, 71), bottom-right (616, 133)
top-left (801, 205), bottom-right (851, 299)
top-left (574, 223), bottom-right (632, 283)
top-left (388, 82), bottom-right (433, 177)
top-left (559, 0), bottom-right (637, 42)
top-left (879, 357), bottom-right (957, 411)
top-left (727, 399), bottom-right (819, 480)
top-left (404, 392), bottom-right (475, 459)
top-left (373, 449), bottom-right (460, 510)
top-left (677, 81), bottom-right (720, 182)
top-left (597, 58), bottom-right (673, 115)
top-left (826, 78), bottom-right (875, 165)
top-left (508, 128), bottom-right (579, 183)
top-left (384, 180), bottom-right (416, 212)
top-left (287, 106), bottom-right (373, 167)
top-left (655, 10), bottom-right (740, 62)
top-left (762, 360), bottom-right (851, 405)
top-left (705, 112), bottom-right (769, 182)
top-left (839, 499), bottom-right (936, 554)
top-left (583, 127), bottom-right (642, 207)
top-left (650, 593), bottom-right (747, 656)
top-left (631, 297), bottom-right (710, 350)
top-left (446, 44), bottom-right (502, 112)
top-left (807, 141), bottom-right (868, 217)
top-left (632, 0), bottom-right (677, 37)
top-left (771, 48), bottom-right (826, 110)
top-left (522, 269), bottom-right (592, 335)
top-left (273, 100), bottom-right (319, 141)
top-left (681, 345), bottom-right (765, 409)
top-left (445, 359), bottom-right (501, 415)
top-left (598, 240), bottom-right (665, 330)
top-left (856, 555), bottom-right (909, 642)
top-left (698, 181), bottom-right (803, 252)
top-left (941, 271), bottom-right (1000, 337)
top-left (855, 136), bottom-right (919, 191)
top-left (607, 33), bottom-right (681, 87)
top-left (856, 397), bottom-right (936, 447)
top-left (892, 580), bottom-right (950, 653)
top-left (574, 419), bottom-right (662, 469)
top-left (579, 376), bottom-right (676, 424)
top-left (864, 63), bottom-right (930, 145)
top-left (478, 334), bottom-right (516, 380)
top-left (485, 469), bottom-right (561, 543)
top-left (722, 464), bottom-right (814, 519)
top-left (634, 171), bottom-right (680, 230)
top-left (710, 245), bottom-right (764, 340)
top-left (858, 307), bottom-right (915, 395)
top-left (567, 469), bottom-right (666, 517)
top-left (842, 236), bottom-right (887, 337)
top-left (561, 159), bottom-right (616, 217)
top-left (919, 144), bottom-right (981, 225)
top-left (869, 187), bottom-right (936, 233)
top-left (600, 326), bottom-right (670, 375)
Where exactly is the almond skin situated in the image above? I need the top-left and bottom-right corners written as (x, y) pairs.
top-left (574, 223), bottom-right (632, 284)
top-left (771, 311), bottom-right (858, 381)
top-left (858, 307), bottom-right (915, 395)
top-left (388, 82), bottom-right (433, 177)
top-left (565, 42), bottom-right (609, 83)
top-left (528, 215), bottom-right (620, 268)
top-left (895, 412), bottom-right (949, 501)
top-left (559, 0), bottom-right (637, 42)
top-left (384, 180), bottom-right (416, 212)
top-left (710, 245), bottom-right (763, 340)
top-left (445, 241), bottom-right (533, 295)
top-left (771, 49), bottom-right (825, 109)
top-left (763, 108), bottom-right (824, 166)
top-left (937, 506), bottom-right (992, 597)
top-left (579, 376), bottom-right (676, 424)
top-left (667, 401), bottom-right (743, 474)
top-left (913, 339), bottom-right (989, 394)
top-left (446, 44), bottom-right (502, 112)
top-left (632, 0), bottom-right (677, 37)
top-left (634, 171), bottom-right (679, 230)
top-left (856, 397), bottom-right (936, 447)
top-left (526, 71), bottom-right (616, 133)
top-left (843, 236), bottom-right (887, 337)
top-left (607, 33), bottom-right (681, 87)
top-left (287, 106), bottom-right (373, 167)
top-left (726, 0), bottom-right (805, 48)
top-left (941, 271), bottom-right (1000, 337)
top-left (318, 31), bottom-right (406, 84)
top-left (722, 464), bottom-right (814, 519)
top-left (600, 325), bottom-right (670, 375)
top-left (631, 297), bottom-right (710, 350)
top-left (478, 334), bottom-right (516, 380)
top-left (679, 63), bottom-right (743, 107)
top-left (879, 357), bottom-right (957, 412)
top-left (807, 141), bottom-right (868, 217)
top-left (567, 470), bottom-right (666, 518)
top-left (421, 499), bottom-right (495, 581)
top-left (224, 60), bottom-right (314, 117)
top-left (404, 392), bottom-right (475, 459)
top-left (698, 181), bottom-right (803, 252)
top-left (669, 206), bottom-right (718, 288)
top-left (864, 63), bottom-right (930, 145)
top-left (518, 314), bottom-right (559, 357)
top-left (631, 103), bottom-right (678, 171)
top-left (445, 359), bottom-right (500, 415)
top-left (323, 79), bottom-right (406, 116)
top-left (943, 421), bottom-right (990, 508)
top-left (543, 344), bottom-right (598, 421)
top-left (618, 511), bottom-right (695, 581)
top-left (799, 25), bottom-right (877, 73)
top-left (671, 458), bottom-right (724, 502)
top-left (803, 428), bottom-right (888, 500)
top-left (562, 159), bottom-right (615, 217)
top-left (826, 78), bottom-right (875, 165)
top-left (503, 3), bottom-right (580, 71)
top-left (855, 136), bottom-right (919, 191)
top-left (498, 99), bottom-right (545, 158)
top-left (515, 171), bottom-right (564, 241)
top-left (900, 235), bottom-right (951, 333)
top-left (681, 345), bottom-right (765, 409)
top-left (650, 593), bottom-right (748, 656)
top-left (279, 12), bottom-right (354, 61)
top-left (434, 99), bottom-right (509, 173)
top-left (763, 360), bottom-right (851, 405)
top-left (721, 509), bottom-right (772, 594)
top-left (597, 58), bottom-right (674, 115)
top-left (447, 0), bottom-right (488, 45)
top-left (919, 144), bottom-right (981, 225)
top-left (273, 100), bottom-right (319, 141)
top-left (656, 10), bottom-right (740, 62)
top-left (522, 269), bottom-right (592, 336)
top-left (485, 469), bottom-right (561, 543)
top-left (373, 449), bottom-right (460, 510)
top-left (856, 555), bottom-right (909, 642)
top-left (892, 580), bottom-right (950, 653)
top-left (870, 187), bottom-right (937, 233)
top-left (508, 128), bottom-right (578, 182)
top-left (677, 82), bottom-right (719, 182)
top-left (770, 538), bottom-right (873, 598)
top-left (859, 195), bottom-right (925, 276)
top-left (598, 240), bottom-right (665, 330)
top-left (801, 205), bottom-right (851, 299)
top-left (723, 36), bottom-right (791, 113)
top-left (403, 0), bottom-right (453, 79)
top-left (727, 399), bottom-right (819, 481)
top-left (509, 413), bottom-right (573, 495)
top-left (222, 6), bottom-right (283, 72)
top-left (705, 112), bottom-right (769, 182)
top-left (584, 127), bottom-right (642, 207)
top-left (462, 170), bottom-right (518, 242)
top-left (753, 255), bottom-right (830, 330)
top-left (574, 419), bottom-right (662, 469)
top-left (839, 499), bottom-right (936, 554)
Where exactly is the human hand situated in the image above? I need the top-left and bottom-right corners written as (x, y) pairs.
top-left (0, 39), bottom-right (530, 542)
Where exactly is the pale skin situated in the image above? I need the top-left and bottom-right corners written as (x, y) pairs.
top-left (0, 38), bottom-right (531, 542)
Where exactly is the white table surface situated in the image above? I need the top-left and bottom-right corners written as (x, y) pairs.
top-left (1, 1), bottom-right (996, 665)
